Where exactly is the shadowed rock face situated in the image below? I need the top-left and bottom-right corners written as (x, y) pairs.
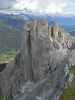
top-left (0, 20), bottom-right (72, 99)
top-left (0, 63), bottom-right (7, 72)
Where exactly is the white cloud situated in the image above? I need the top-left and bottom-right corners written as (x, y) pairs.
top-left (13, 0), bottom-right (38, 10)
top-left (0, 0), bottom-right (75, 16)
top-left (45, 2), bottom-right (66, 14)
top-left (12, 0), bottom-right (67, 15)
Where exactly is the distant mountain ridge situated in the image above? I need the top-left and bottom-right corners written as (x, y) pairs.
top-left (0, 11), bottom-right (75, 33)
top-left (0, 12), bottom-right (75, 52)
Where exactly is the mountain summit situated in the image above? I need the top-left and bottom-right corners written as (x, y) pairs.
top-left (0, 20), bottom-right (73, 100)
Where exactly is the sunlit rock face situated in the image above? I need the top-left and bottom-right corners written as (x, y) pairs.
top-left (49, 22), bottom-right (59, 39)
top-left (0, 20), bottom-right (72, 99)
top-left (37, 20), bottom-right (49, 34)
top-left (49, 21), bottom-right (64, 41)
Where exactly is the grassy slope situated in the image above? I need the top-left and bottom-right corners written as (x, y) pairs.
top-left (0, 96), bottom-right (11, 100)
top-left (60, 66), bottom-right (75, 100)
top-left (0, 49), bottom-right (16, 99)
top-left (0, 49), bottom-right (16, 64)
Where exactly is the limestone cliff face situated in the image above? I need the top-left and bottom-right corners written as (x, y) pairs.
top-left (0, 20), bottom-right (71, 99)
top-left (20, 20), bottom-right (66, 81)
top-left (49, 21), bottom-right (64, 40)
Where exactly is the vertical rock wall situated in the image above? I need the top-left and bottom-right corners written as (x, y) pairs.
top-left (0, 20), bottom-right (71, 100)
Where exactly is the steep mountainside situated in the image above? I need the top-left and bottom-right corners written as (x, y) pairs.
top-left (0, 20), bottom-right (73, 100)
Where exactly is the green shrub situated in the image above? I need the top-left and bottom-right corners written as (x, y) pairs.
top-left (60, 66), bottom-right (75, 100)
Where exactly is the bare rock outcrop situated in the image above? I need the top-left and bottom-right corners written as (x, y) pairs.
top-left (0, 20), bottom-right (72, 100)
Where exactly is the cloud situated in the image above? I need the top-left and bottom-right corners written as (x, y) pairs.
top-left (0, 0), bottom-right (14, 9)
top-left (13, 0), bottom-right (38, 10)
top-left (0, 0), bottom-right (75, 16)
top-left (45, 2), bottom-right (66, 14)
top-left (12, 0), bottom-right (67, 15)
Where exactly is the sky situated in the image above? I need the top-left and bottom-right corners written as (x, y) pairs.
top-left (0, 0), bottom-right (75, 15)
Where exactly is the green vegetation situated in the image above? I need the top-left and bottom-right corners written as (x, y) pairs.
top-left (0, 96), bottom-right (6, 100)
top-left (0, 49), bottom-right (17, 64)
top-left (0, 96), bottom-right (10, 100)
top-left (60, 66), bottom-right (75, 100)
